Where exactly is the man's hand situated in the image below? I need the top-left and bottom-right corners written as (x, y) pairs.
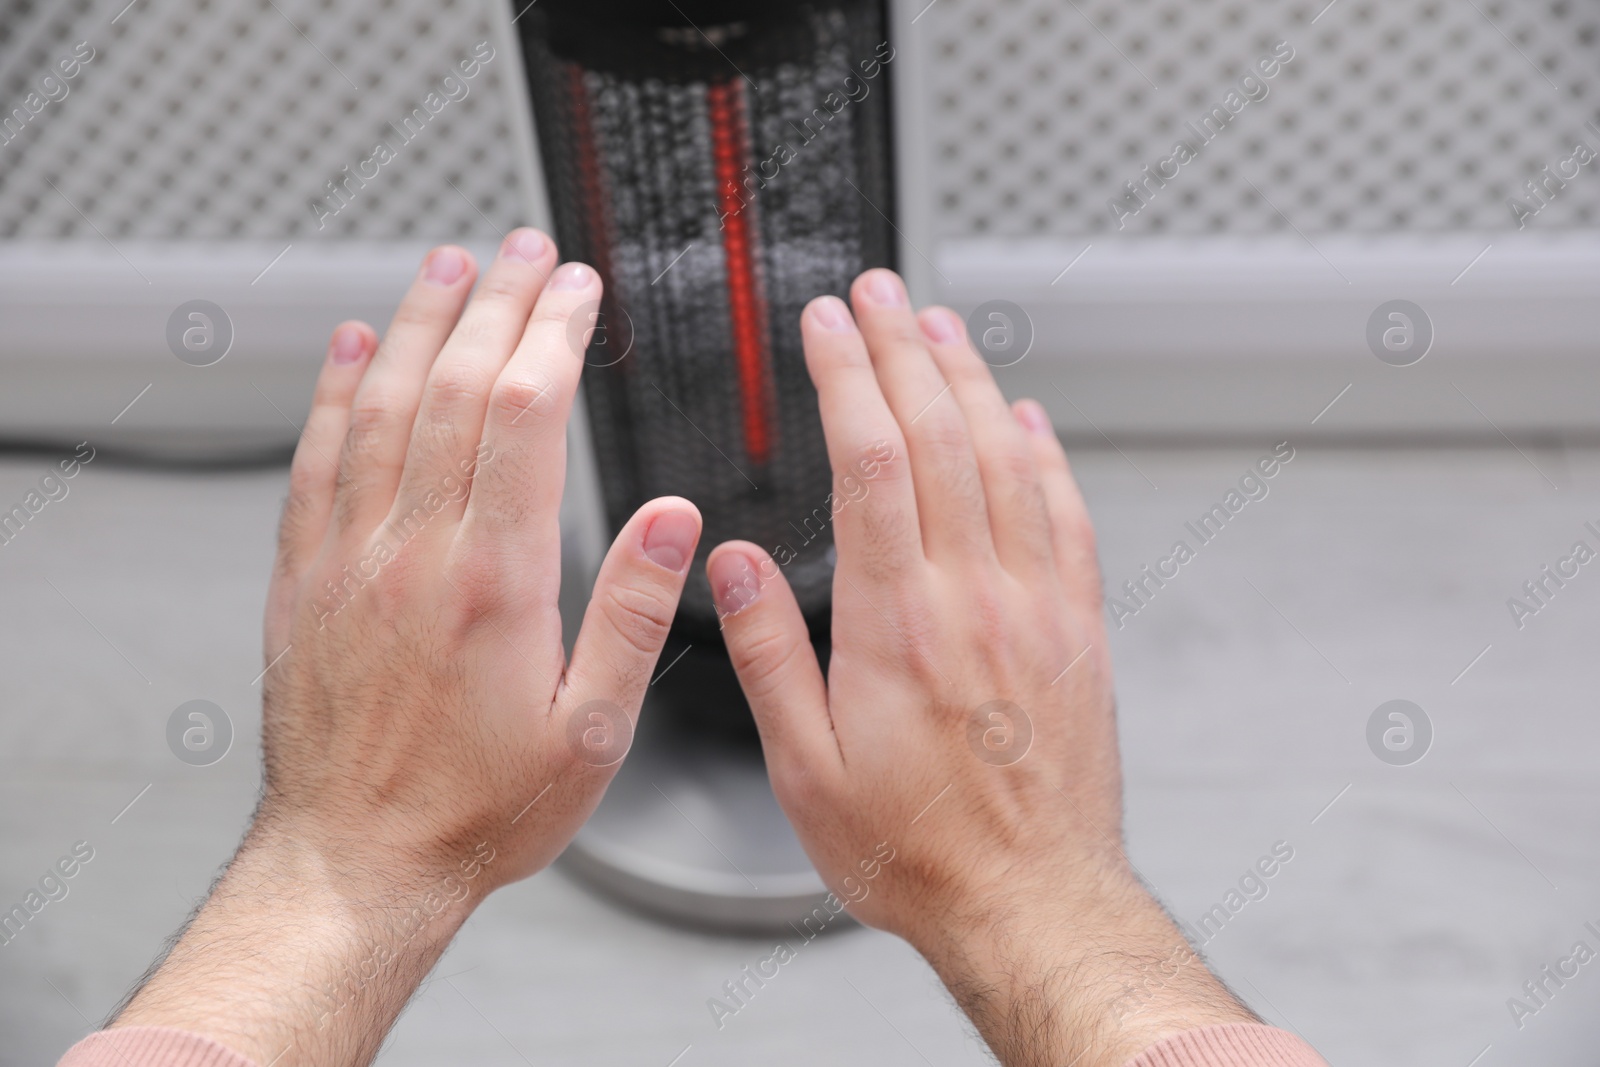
top-left (707, 269), bottom-right (1256, 1067)
top-left (113, 233), bottom-right (701, 1066)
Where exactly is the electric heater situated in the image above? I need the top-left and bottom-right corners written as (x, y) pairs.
top-left (512, 0), bottom-right (897, 928)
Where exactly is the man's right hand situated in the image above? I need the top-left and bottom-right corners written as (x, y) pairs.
top-left (707, 269), bottom-right (1260, 1067)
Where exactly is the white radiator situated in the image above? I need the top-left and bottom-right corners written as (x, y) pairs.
top-left (1, 0), bottom-right (1596, 451)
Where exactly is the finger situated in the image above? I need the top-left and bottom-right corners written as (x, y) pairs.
top-left (559, 497), bottom-right (702, 746)
top-left (394, 229), bottom-right (558, 529)
top-left (918, 307), bottom-right (1054, 577)
top-left (269, 322), bottom-right (377, 651)
top-left (333, 245), bottom-right (478, 537)
top-left (849, 269), bottom-right (991, 560)
top-left (1014, 400), bottom-right (1103, 615)
top-left (799, 296), bottom-right (920, 579)
top-left (706, 542), bottom-right (839, 782)
top-left (465, 261), bottom-right (603, 574)
top-left (276, 321), bottom-right (377, 586)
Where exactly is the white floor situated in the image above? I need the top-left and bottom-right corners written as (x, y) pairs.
top-left (2, 442), bottom-right (1598, 1067)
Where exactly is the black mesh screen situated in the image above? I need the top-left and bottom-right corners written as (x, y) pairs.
top-left (515, 0), bottom-right (897, 640)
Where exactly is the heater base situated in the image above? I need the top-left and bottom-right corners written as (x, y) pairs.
top-left (558, 643), bottom-right (835, 934)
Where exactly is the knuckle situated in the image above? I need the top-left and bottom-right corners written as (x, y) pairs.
top-left (490, 374), bottom-right (557, 424)
top-left (474, 272), bottom-right (531, 307)
top-left (389, 299), bottom-right (448, 335)
top-left (886, 321), bottom-right (926, 349)
top-left (864, 597), bottom-right (941, 677)
top-left (935, 460), bottom-right (987, 518)
top-left (446, 551), bottom-right (514, 619)
top-left (848, 438), bottom-right (902, 480)
top-left (360, 558), bottom-right (410, 619)
top-left (345, 393), bottom-right (399, 447)
top-left (531, 297), bottom-right (581, 328)
top-left (965, 584), bottom-right (1008, 640)
top-left (836, 440), bottom-right (908, 512)
top-left (813, 335), bottom-right (872, 372)
top-left (600, 582), bottom-right (675, 656)
top-left (311, 370), bottom-right (353, 406)
top-left (936, 339), bottom-right (986, 377)
top-left (727, 622), bottom-right (801, 697)
top-left (914, 413), bottom-right (971, 461)
top-left (425, 364), bottom-right (488, 410)
top-left (301, 401), bottom-right (345, 447)
top-left (448, 311), bottom-right (500, 349)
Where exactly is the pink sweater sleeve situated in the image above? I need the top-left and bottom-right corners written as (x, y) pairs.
top-left (1123, 1023), bottom-right (1328, 1067)
top-left (58, 1026), bottom-right (261, 1067)
top-left (60, 1021), bottom-right (1320, 1067)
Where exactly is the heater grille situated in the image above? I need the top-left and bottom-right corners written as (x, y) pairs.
top-left (0, 0), bottom-right (523, 240)
top-left (518, 1), bottom-right (897, 632)
top-left (923, 0), bottom-right (1600, 237)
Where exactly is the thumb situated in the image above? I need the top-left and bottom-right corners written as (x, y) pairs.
top-left (706, 542), bottom-right (838, 777)
top-left (559, 497), bottom-right (700, 760)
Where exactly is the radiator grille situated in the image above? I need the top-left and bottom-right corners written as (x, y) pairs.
top-left (0, 0), bottom-right (524, 240)
top-left (924, 0), bottom-right (1600, 236)
top-left (6, 0), bottom-right (1600, 242)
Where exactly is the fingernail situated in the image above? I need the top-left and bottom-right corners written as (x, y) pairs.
top-left (423, 246), bottom-right (468, 286)
top-left (920, 307), bottom-right (962, 344)
top-left (330, 323), bottom-right (368, 365)
top-left (811, 296), bottom-right (854, 332)
top-left (501, 228), bottom-right (548, 263)
top-left (643, 510), bottom-right (698, 573)
top-left (1015, 399), bottom-right (1052, 436)
top-left (549, 262), bottom-right (596, 290)
top-left (863, 270), bottom-right (906, 307)
top-left (708, 551), bottom-right (762, 617)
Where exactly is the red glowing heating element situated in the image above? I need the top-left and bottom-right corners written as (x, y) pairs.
top-left (707, 78), bottom-right (774, 468)
top-left (566, 66), bottom-right (618, 352)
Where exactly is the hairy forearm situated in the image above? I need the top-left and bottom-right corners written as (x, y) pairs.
top-left (916, 866), bottom-right (1257, 1067)
top-left (112, 824), bottom-right (480, 1067)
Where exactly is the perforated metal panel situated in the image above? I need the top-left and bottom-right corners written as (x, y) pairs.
top-left (924, 0), bottom-right (1600, 237)
top-left (0, 0), bottom-right (524, 240)
top-left (8, 0), bottom-right (1600, 244)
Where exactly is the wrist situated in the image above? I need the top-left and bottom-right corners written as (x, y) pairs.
top-left (245, 806), bottom-right (500, 918)
top-left (113, 822), bottom-right (485, 1067)
top-left (912, 860), bottom-right (1256, 1067)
